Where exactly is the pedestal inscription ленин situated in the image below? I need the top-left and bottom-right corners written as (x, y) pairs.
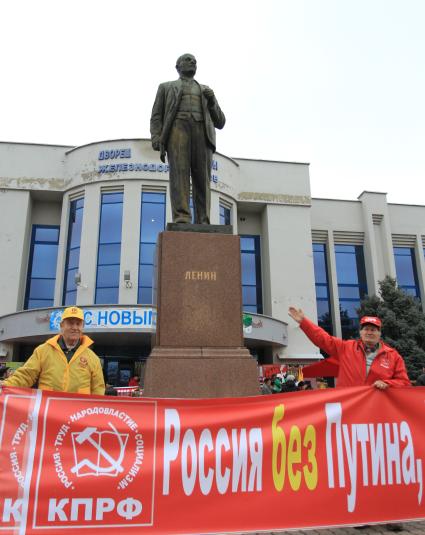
top-left (143, 230), bottom-right (260, 398)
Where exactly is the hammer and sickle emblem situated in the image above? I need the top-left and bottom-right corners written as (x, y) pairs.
top-left (70, 423), bottom-right (126, 476)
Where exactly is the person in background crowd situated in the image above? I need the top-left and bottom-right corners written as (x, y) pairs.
top-left (0, 366), bottom-right (14, 380)
top-left (298, 380), bottom-right (312, 390)
top-left (4, 368), bottom-right (14, 379)
top-left (288, 307), bottom-right (410, 389)
top-left (271, 374), bottom-right (283, 393)
top-left (281, 374), bottom-right (299, 393)
top-left (1, 306), bottom-right (105, 395)
top-left (128, 374), bottom-right (140, 387)
top-left (261, 377), bottom-right (273, 395)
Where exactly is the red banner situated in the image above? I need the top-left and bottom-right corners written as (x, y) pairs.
top-left (1, 386), bottom-right (425, 534)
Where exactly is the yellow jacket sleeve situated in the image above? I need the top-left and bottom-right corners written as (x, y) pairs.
top-left (3, 349), bottom-right (41, 388)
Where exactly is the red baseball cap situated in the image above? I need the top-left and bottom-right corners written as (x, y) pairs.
top-left (360, 316), bottom-right (382, 328)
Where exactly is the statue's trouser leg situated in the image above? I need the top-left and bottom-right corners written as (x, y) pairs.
top-left (167, 119), bottom-right (192, 223)
top-left (191, 120), bottom-right (212, 224)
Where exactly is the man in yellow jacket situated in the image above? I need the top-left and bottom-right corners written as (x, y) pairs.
top-left (1, 306), bottom-right (105, 395)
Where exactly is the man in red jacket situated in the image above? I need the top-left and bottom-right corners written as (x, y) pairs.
top-left (289, 307), bottom-right (410, 532)
top-left (288, 307), bottom-right (410, 389)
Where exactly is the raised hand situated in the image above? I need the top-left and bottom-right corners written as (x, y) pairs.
top-left (288, 307), bottom-right (305, 324)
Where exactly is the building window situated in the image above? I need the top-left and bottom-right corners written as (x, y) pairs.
top-left (138, 192), bottom-right (166, 304)
top-left (25, 225), bottom-right (60, 309)
top-left (95, 192), bottom-right (123, 304)
top-left (312, 243), bottom-right (333, 334)
top-left (335, 244), bottom-right (368, 339)
top-left (63, 198), bottom-right (84, 305)
top-left (240, 235), bottom-right (262, 313)
top-left (220, 203), bottom-right (231, 225)
top-left (395, 247), bottom-right (420, 298)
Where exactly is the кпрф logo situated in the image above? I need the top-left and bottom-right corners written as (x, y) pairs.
top-left (70, 422), bottom-right (129, 477)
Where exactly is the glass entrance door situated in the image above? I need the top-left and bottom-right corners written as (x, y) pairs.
top-left (104, 359), bottom-right (134, 386)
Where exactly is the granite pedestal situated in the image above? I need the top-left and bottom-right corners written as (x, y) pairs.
top-left (143, 229), bottom-right (260, 398)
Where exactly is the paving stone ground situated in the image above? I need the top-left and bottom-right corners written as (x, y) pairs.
top-left (237, 520), bottom-right (425, 534)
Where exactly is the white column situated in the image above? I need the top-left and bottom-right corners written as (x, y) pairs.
top-left (77, 184), bottom-right (101, 305)
top-left (231, 200), bottom-right (238, 234)
top-left (0, 190), bottom-right (32, 314)
top-left (210, 191), bottom-right (220, 225)
top-left (358, 192), bottom-right (396, 293)
top-left (165, 185), bottom-right (172, 225)
top-left (326, 231), bottom-right (342, 338)
top-left (415, 234), bottom-right (425, 301)
top-left (119, 183), bottom-right (141, 303)
top-left (264, 203), bottom-right (320, 359)
top-left (54, 194), bottom-right (71, 306)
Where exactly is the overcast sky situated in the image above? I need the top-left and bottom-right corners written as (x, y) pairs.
top-left (2, 0), bottom-right (424, 204)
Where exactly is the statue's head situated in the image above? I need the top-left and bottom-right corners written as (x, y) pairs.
top-left (176, 53), bottom-right (197, 77)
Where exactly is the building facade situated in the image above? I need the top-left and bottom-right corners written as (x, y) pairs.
top-left (1, 139), bottom-right (424, 385)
